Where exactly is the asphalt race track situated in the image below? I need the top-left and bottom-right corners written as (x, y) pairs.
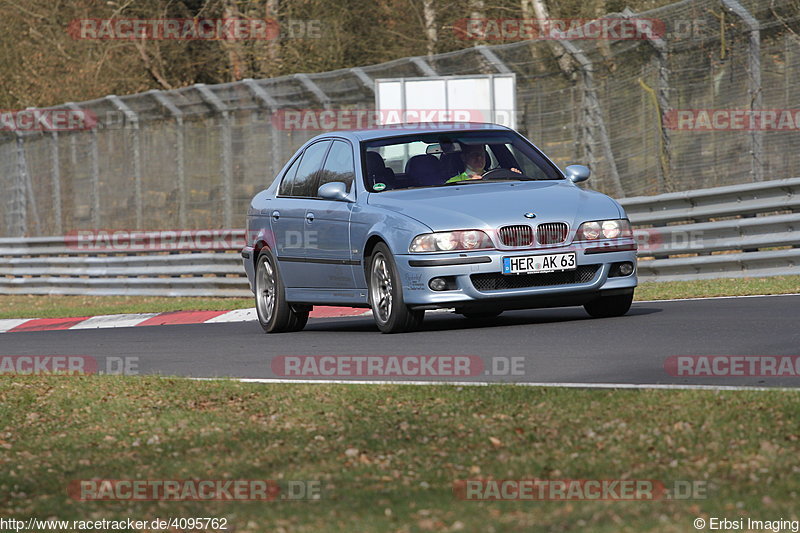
top-left (2, 294), bottom-right (798, 388)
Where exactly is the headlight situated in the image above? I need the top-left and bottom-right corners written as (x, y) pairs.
top-left (410, 230), bottom-right (493, 252)
top-left (575, 219), bottom-right (632, 240)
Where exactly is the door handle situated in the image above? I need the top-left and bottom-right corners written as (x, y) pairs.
top-left (271, 210), bottom-right (280, 220)
top-left (306, 212), bottom-right (315, 223)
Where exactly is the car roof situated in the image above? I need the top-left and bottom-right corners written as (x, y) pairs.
top-left (309, 122), bottom-right (512, 142)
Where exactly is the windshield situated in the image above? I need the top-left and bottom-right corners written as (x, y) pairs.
top-left (362, 130), bottom-right (563, 192)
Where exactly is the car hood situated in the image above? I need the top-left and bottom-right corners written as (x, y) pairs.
top-left (366, 181), bottom-right (622, 231)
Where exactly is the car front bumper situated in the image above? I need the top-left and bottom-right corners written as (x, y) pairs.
top-left (394, 242), bottom-right (637, 311)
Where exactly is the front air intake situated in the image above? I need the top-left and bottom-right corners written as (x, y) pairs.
top-left (498, 225), bottom-right (533, 247)
top-left (536, 222), bottom-right (569, 245)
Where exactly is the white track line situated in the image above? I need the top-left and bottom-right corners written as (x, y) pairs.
top-left (190, 377), bottom-right (800, 392)
top-left (205, 308), bottom-right (258, 323)
top-left (0, 319), bottom-right (33, 333)
top-left (69, 313), bottom-right (158, 330)
top-left (1, 293), bottom-right (798, 334)
top-left (635, 293), bottom-right (800, 303)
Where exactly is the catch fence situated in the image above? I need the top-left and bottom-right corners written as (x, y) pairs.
top-left (2, 0), bottom-right (800, 238)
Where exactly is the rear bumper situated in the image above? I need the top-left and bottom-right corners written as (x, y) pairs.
top-left (394, 242), bottom-right (637, 311)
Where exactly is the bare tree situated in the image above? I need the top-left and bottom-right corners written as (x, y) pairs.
top-left (423, 0), bottom-right (437, 57)
top-left (469, 0), bottom-right (485, 20)
top-left (265, 0), bottom-right (280, 67)
top-left (529, 0), bottom-right (574, 76)
top-left (222, 0), bottom-right (244, 80)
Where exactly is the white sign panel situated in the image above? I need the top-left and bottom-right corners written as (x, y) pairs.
top-left (375, 74), bottom-right (516, 129)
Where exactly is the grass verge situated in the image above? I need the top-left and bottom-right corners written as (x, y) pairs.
top-left (1, 376), bottom-right (799, 532)
top-left (633, 275), bottom-right (800, 301)
top-left (0, 295), bottom-right (252, 319)
top-left (0, 275), bottom-right (797, 319)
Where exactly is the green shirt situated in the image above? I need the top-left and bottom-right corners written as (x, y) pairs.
top-left (445, 171), bottom-right (480, 184)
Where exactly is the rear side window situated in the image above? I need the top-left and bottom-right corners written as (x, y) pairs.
top-left (279, 140), bottom-right (331, 197)
top-left (317, 140), bottom-right (355, 192)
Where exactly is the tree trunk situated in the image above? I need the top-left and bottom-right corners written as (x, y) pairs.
top-left (469, 0), bottom-right (485, 21)
top-left (423, 0), bottom-right (437, 57)
top-left (265, 0), bottom-right (280, 69)
top-left (223, 1), bottom-right (244, 80)
top-left (530, 0), bottom-right (573, 76)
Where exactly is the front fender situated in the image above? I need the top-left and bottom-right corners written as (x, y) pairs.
top-left (351, 207), bottom-right (433, 288)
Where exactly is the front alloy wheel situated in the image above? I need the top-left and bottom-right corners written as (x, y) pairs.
top-left (368, 243), bottom-right (423, 333)
top-left (370, 253), bottom-right (393, 323)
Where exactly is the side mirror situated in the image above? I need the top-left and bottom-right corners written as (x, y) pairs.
top-left (565, 164), bottom-right (591, 184)
top-left (318, 181), bottom-right (352, 201)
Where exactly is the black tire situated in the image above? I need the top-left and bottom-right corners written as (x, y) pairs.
top-left (254, 249), bottom-right (309, 333)
top-left (367, 243), bottom-right (424, 333)
top-left (583, 291), bottom-right (634, 318)
top-left (460, 310), bottom-right (503, 319)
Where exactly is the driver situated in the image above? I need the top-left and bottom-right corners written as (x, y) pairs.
top-left (445, 144), bottom-right (521, 184)
top-left (445, 144), bottom-right (487, 184)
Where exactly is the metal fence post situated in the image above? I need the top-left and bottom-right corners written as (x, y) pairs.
top-left (294, 74), bottom-right (332, 109)
top-left (67, 102), bottom-right (100, 228)
top-left (107, 95), bottom-right (142, 228)
top-left (50, 132), bottom-right (62, 231)
top-left (10, 134), bottom-right (28, 237)
top-left (89, 128), bottom-right (100, 228)
top-left (635, 9), bottom-right (672, 193)
top-left (149, 90), bottom-right (186, 227)
top-left (558, 40), bottom-right (625, 198)
top-left (476, 45), bottom-right (512, 74)
top-left (350, 67), bottom-right (375, 92)
top-left (242, 79), bottom-right (282, 179)
top-left (722, 0), bottom-right (763, 182)
top-left (410, 57), bottom-right (437, 77)
top-left (195, 84), bottom-right (233, 228)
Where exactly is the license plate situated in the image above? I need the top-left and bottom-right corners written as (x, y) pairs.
top-left (502, 252), bottom-right (576, 274)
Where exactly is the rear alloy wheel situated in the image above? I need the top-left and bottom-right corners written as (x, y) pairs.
top-left (583, 291), bottom-right (634, 318)
top-left (368, 243), bottom-right (424, 333)
top-left (255, 249), bottom-right (309, 333)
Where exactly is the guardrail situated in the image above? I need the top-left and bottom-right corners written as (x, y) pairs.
top-left (0, 233), bottom-right (251, 297)
top-left (622, 177), bottom-right (800, 281)
top-left (0, 178), bottom-right (798, 296)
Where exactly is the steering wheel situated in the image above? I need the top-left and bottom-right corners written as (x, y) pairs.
top-left (480, 168), bottom-right (519, 180)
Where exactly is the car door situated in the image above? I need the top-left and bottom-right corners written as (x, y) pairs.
top-left (271, 140), bottom-right (331, 288)
top-left (303, 139), bottom-right (358, 289)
